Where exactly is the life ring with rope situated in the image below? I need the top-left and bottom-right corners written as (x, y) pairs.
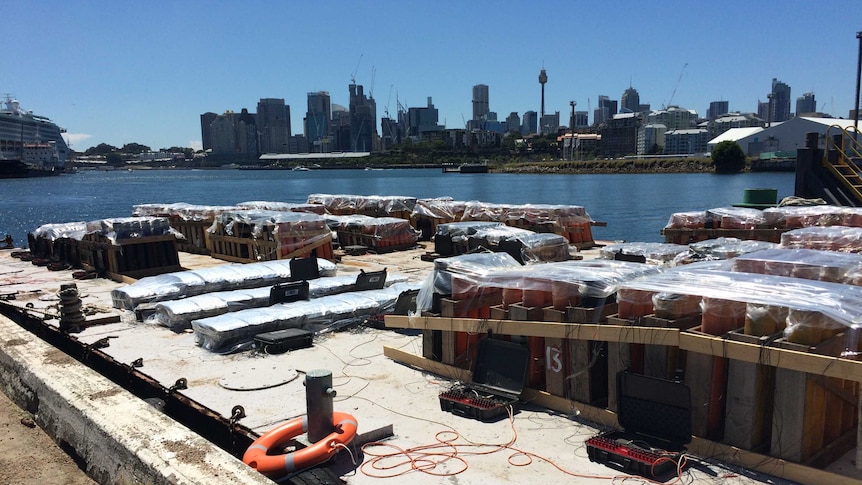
top-left (243, 411), bottom-right (357, 476)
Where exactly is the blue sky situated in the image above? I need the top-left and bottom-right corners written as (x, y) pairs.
top-left (5, 1), bottom-right (861, 151)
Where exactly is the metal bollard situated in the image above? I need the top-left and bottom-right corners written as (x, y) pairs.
top-left (304, 369), bottom-right (335, 442)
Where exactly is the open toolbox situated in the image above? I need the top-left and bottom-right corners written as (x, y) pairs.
top-left (439, 337), bottom-right (530, 422)
top-left (586, 371), bottom-right (691, 480)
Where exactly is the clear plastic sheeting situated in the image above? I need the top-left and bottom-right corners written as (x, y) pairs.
top-left (150, 273), bottom-right (410, 329)
top-left (619, 262), bottom-right (862, 337)
top-left (504, 232), bottom-right (571, 264)
top-left (780, 226), bottom-right (862, 253)
top-left (763, 205), bottom-right (862, 228)
top-left (705, 207), bottom-right (766, 230)
top-left (306, 194), bottom-right (417, 216)
top-left (410, 198), bottom-right (466, 221)
top-left (730, 248), bottom-right (862, 283)
top-left (210, 210), bottom-right (329, 239)
top-left (132, 203), bottom-right (237, 222)
top-left (664, 211), bottom-right (709, 229)
top-left (672, 238), bottom-right (778, 265)
top-left (192, 282), bottom-right (421, 353)
top-left (32, 222), bottom-right (88, 241)
top-left (471, 260), bottom-right (663, 300)
top-left (84, 217), bottom-right (174, 241)
top-left (332, 216), bottom-right (419, 249)
top-left (235, 201), bottom-right (326, 215)
top-left (599, 242), bottom-right (689, 266)
top-left (110, 259), bottom-right (338, 310)
top-left (434, 221), bottom-right (504, 239)
top-left (461, 201), bottom-right (592, 226)
top-left (415, 252), bottom-right (522, 313)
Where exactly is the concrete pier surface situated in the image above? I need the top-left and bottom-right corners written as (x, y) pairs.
top-left (0, 244), bottom-right (840, 484)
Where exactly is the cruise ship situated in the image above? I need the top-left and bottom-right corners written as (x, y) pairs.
top-left (0, 95), bottom-right (69, 177)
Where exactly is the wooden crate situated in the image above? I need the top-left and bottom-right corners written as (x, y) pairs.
top-left (209, 229), bottom-right (333, 263)
top-left (662, 227), bottom-right (787, 245)
top-left (684, 326), bottom-right (729, 441)
top-left (171, 219), bottom-right (212, 254)
top-left (78, 234), bottom-right (181, 280)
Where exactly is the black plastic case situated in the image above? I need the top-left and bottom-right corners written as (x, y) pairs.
top-left (254, 328), bottom-right (314, 354)
top-left (439, 338), bottom-right (530, 422)
top-left (586, 371), bottom-right (691, 479)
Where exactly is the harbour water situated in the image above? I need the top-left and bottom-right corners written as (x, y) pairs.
top-left (0, 168), bottom-right (795, 246)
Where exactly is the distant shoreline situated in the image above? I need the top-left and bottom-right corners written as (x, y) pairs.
top-left (70, 157), bottom-right (795, 174)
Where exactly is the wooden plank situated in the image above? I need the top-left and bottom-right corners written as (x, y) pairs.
top-left (724, 359), bottom-right (775, 452)
top-left (384, 315), bottom-right (680, 346)
top-left (382, 345), bottom-right (862, 485)
top-left (680, 330), bottom-right (862, 382)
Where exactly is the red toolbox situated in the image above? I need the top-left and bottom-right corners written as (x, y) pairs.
top-left (439, 337), bottom-right (529, 422)
top-left (586, 371), bottom-right (691, 480)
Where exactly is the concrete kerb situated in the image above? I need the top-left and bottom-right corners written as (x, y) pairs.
top-left (0, 314), bottom-right (270, 485)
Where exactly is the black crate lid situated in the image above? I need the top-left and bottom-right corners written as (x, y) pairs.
top-left (471, 338), bottom-right (530, 397)
top-left (616, 371), bottom-right (692, 445)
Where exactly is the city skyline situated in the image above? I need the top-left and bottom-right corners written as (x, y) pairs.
top-left (4, 1), bottom-right (861, 151)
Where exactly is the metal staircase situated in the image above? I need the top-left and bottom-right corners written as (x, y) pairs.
top-left (822, 125), bottom-right (862, 205)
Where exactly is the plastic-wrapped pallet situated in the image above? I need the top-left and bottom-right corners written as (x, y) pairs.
top-left (236, 201), bottom-right (327, 215)
top-left (110, 259), bottom-right (337, 310)
top-left (730, 248), bottom-right (862, 282)
top-left (499, 232), bottom-right (570, 264)
top-left (192, 282), bottom-right (421, 353)
top-left (706, 207), bottom-right (765, 230)
top-left (619, 261), bottom-right (862, 348)
top-left (415, 252), bottom-right (523, 314)
top-left (672, 238), bottom-right (777, 265)
top-left (762, 205), bottom-right (847, 228)
top-left (150, 273), bottom-right (409, 329)
top-left (780, 226), bottom-right (862, 252)
top-left (599, 242), bottom-right (689, 267)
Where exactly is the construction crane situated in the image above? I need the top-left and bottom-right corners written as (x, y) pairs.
top-left (369, 66), bottom-right (376, 98)
top-left (350, 54), bottom-right (363, 84)
top-left (384, 85), bottom-right (393, 118)
top-left (665, 62), bottom-right (688, 108)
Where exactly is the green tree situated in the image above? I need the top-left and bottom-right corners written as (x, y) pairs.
top-left (711, 140), bottom-right (746, 173)
top-left (105, 152), bottom-right (125, 166)
top-left (122, 142), bottom-right (151, 154)
top-left (84, 143), bottom-right (118, 156)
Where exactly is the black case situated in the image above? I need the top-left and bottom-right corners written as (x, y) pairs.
top-left (254, 328), bottom-right (314, 354)
top-left (586, 371), bottom-right (691, 479)
top-left (439, 338), bottom-right (530, 422)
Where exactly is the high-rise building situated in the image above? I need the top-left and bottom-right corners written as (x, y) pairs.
top-left (621, 87), bottom-right (640, 113)
top-left (256, 98), bottom-right (291, 154)
top-left (472, 84), bottom-right (490, 121)
top-left (796, 92), bottom-right (816, 116)
top-left (707, 101), bottom-right (729, 120)
top-left (771, 78), bottom-right (792, 122)
top-left (349, 83), bottom-right (376, 152)
top-left (506, 112), bottom-right (520, 133)
top-left (305, 92), bottom-right (331, 152)
top-left (521, 110), bottom-right (537, 135)
top-left (205, 109), bottom-right (258, 160)
top-left (407, 97), bottom-right (443, 140)
top-left (199, 112), bottom-right (217, 151)
top-left (593, 95), bottom-right (618, 126)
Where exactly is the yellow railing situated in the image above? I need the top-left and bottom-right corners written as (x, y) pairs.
top-left (823, 124), bottom-right (862, 204)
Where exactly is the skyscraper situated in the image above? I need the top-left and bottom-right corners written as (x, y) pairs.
top-left (306, 91), bottom-right (331, 152)
top-left (707, 101), bottom-right (729, 120)
top-left (771, 78), bottom-right (792, 122)
top-left (621, 87), bottom-right (640, 113)
top-left (472, 84), bottom-right (490, 121)
top-left (349, 83), bottom-right (376, 152)
top-left (256, 98), bottom-right (291, 154)
top-left (796, 92), bottom-right (816, 116)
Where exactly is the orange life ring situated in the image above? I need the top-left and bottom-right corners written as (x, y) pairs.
top-left (243, 412), bottom-right (358, 476)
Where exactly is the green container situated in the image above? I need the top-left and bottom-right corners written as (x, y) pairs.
top-left (733, 188), bottom-right (778, 209)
